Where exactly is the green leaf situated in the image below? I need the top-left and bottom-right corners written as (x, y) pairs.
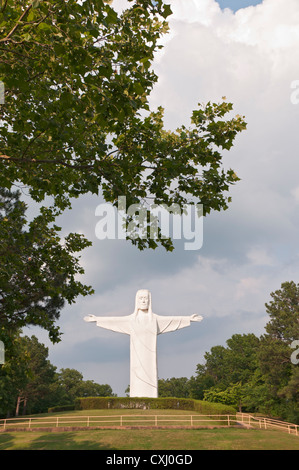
top-left (22, 33), bottom-right (31, 41)
top-left (162, 3), bottom-right (172, 18)
top-left (133, 82), bottom-right (144, 95)
top-left (37, 22), bottom-right (52, 32)
top-left (32, 0), bottom-right (40, 9)
top-left (27, 10), bottom-right (35, 22)
top-left (105, 6), bottom-right (118, 24)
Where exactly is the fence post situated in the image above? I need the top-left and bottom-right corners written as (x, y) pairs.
top-left (120, 416), bottom-right (123, 427)
top-left (264, 418), bottom-right (267, 429)
top-left (227, 415), bottom-right (230, 427)
top-left (56, 416), bottom-right (59, 428)
top-left (29, 418), bottom-right (32, 430)
top-left (3, 419), bottom-right (6, 431)
top-left (191, 415), bottom-right (193, 426)
top-left (155, 415), bottom-right (157, 426)
top-left (87, 416), bottom-right (90, 427)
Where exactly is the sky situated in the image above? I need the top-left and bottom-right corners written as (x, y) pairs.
top-left (23, 0), bottom-right (299, 396)
top-left (217, 0), bottom-right (262, 11)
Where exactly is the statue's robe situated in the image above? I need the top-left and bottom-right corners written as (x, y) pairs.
top-left (94, 312), bottom-right (191, 398)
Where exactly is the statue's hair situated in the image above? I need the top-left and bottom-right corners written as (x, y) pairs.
top-left (133, 289), bottom-right (152, 317)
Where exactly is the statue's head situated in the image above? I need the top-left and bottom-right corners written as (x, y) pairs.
top-left (134, 289), bottom-right (152, 316)
top-left (136, 290), bottom-right (149, 310)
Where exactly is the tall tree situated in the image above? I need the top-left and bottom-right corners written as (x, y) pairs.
top-left (55, 368), bottom-right (85, 404)
top-left (0, 188), bottom-right (93, 343)
top-left (265, 281), bottom-right (299, 342)
top-left (189, 364), bottom-right (214, 400)
top-left (260, 281), bottom-right (299, 390)
top-left (0, 330), bottom-right (28, 417)
top-left (0, 336), bottom-right (116, 416)
top-left (15, 335), bottom-right (57, 415)
top-left (257, 281), bottom-right (299, 421)
top-left (191, 334), bottom-right (260, 404)
top-left (225, 334), bottom-right (260, 384)
top-left (0, 0), bottom-right (246, 250)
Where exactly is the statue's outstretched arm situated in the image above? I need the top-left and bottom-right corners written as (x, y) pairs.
top-left (156, 314), bottom-right (203, 335)
top-left (84, 314), bottom-right (131, 335)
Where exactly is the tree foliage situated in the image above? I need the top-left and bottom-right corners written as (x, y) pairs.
top-left (0, 0), bottom-right (246, 251)
top-left (0, 188), bottom-right (93, 342)
top-left (0, 330), bottom-right (28, 416)
top-left (158, 377), bottom-right (190, 398)
top-left (190, 282), bottom-right (299, 423)
top-left (193, 334), bottom-right (260, 390)
top-left (14, 335), bottom-right (57, 414)
top-left (56, 368), bottom-right (115, 402)
top-left (0, 335), bottom-right (116, 416)
top-left (265, 281), bottom-right (299, 342)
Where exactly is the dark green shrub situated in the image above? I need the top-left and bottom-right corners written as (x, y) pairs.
top-left (48, 404), bottom-right (75, 413)
top-left (74, 396), bottom-right (236, 415)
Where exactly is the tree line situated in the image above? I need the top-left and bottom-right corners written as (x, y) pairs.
top-left (0, 334), bottom-right (115, 417)
top-left (158, 281), bottom-right (299, 424)
top-left (1, 281), bottom-right (298, 423)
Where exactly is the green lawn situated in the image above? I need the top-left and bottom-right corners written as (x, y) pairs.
top-left (0, 427), bottom-right (299, 450)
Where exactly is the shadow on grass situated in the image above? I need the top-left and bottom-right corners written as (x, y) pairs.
top-left (0, 432), bottom-right (117, 450)
top-left (0, 434), bottom-right (15, 450)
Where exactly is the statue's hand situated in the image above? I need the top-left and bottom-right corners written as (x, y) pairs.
top-left (84, 315), bottom-right (97, 322)
top-left (191, 314), bottom-right (203, 322)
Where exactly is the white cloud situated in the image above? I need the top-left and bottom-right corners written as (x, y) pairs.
top-left (246, 246), bottom-right (275, 266)
top-left (235, 276), bottom-right (264, 300)
top-left (169, 0), bottom-right (222, 26)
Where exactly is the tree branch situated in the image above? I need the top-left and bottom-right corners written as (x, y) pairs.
top-left (0, 3), bottom-right (33, 43)
top-left (0, 153), bottom-right (100, 172)
top-left (21, 130), bottom-right (47, 159)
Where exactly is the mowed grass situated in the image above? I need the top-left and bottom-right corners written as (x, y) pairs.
top-left (1, 428), bottom-right (299, 450)
top-left (1, 410), bottom-right (299, 450)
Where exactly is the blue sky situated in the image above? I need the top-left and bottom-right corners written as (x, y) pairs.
top-left (23, 0), bottom-right (299, 396)
top-left (217, 0), bottom-right (263, 11)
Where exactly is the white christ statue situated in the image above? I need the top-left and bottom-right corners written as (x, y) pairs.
top-left (84, 289), bottom-right (203, 398)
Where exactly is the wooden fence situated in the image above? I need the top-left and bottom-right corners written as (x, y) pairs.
top-left (0, 413), bottom-right (298, 435)
top-left (236, 413), bottom-right (298, 436)
top-left (0, 414), bottom-right (237, 431)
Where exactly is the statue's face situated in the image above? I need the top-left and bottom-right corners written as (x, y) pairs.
top-left (136, 291), bottom-right (149, 311)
